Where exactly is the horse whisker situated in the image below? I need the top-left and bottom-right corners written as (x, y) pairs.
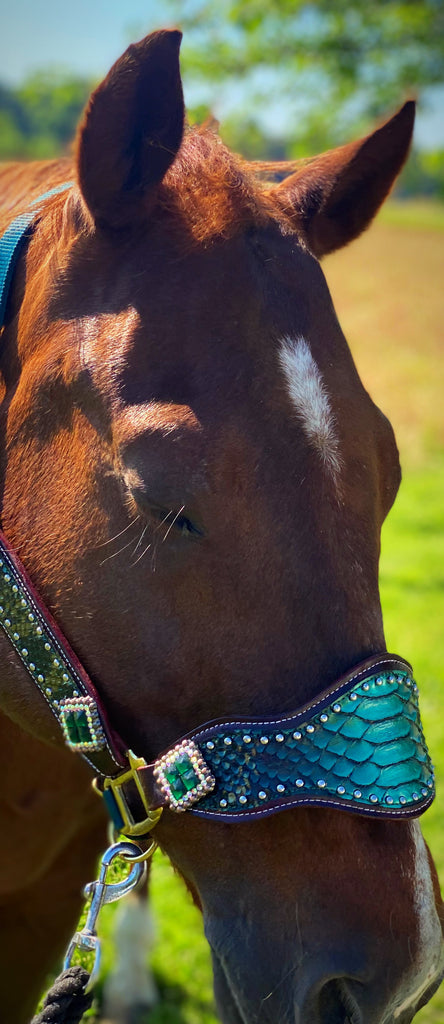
top-left (96, 515), bottom-right (141, 548)
top-left (131, 522), bottom-right (150, 556)
top-left (99, 536), bottom-right (138, 566)
top-left (131, 541), bottom-right (152, 567)
top-left (153, 509), bottom-right (174, 535)
top-left (162, 505), bottom-right (185, 543)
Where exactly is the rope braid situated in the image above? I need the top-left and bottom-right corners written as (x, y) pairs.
top-left (30, 967), bottom-right (93, 1024)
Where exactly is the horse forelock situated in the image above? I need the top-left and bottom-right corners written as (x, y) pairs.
top-left (154, 127), bottom-right (278, 245)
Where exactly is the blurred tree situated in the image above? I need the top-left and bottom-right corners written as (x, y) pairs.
top-left (1, 0), bottom-right (443, 197)
top-left (0, 74), bottom-right (92, 160)
top-left (16, 73), bottom-right (93, 149)
top-left (160, 0), bottom-right (444, 153)
top-left (172, 0), bottom-right (443, 103)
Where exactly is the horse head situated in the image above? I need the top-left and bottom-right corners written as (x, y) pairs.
top-left (1, 30), bottom-right (442, 1024)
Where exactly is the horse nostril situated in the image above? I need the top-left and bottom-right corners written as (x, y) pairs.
top-left (318, 979), bottom-right (362, 1024)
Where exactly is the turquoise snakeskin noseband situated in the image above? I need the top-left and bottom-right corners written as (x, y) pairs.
top-left (146, 655), bottom-right (435, 822)
top-left (0, 187), bottom-right (436, 834)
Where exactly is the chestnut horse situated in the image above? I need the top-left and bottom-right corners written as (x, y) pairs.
top-left (0, 29), bottom-right (442, 1024)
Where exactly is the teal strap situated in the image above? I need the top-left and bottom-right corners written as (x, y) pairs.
top-left (149, 656), bottom-right (435, 821)
top-left (0, 181), bottom-right (73, 328)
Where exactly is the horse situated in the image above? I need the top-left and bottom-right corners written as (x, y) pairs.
top-left (0, 28), bottom-right (442, 1024)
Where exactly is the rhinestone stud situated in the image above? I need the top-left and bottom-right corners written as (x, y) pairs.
top-left (258, 791), bottom-right (267, 800)
top-left (206, 741), bottom-right (215, 750)
top-left (320, 714), bottom-right (328, 723)
top-left (260, 736), bottom-right (269, 745)
top-left (276, 784), bottom-right (285, 793)
top-left (337, 786), bottom-right (346, 796)
top-left (296, 779), bottom-right (304, 788)
top-left (293, 731), bottom-right (302, 741)
top-left (332, 703), bottom-right (341, 713)
top-left (317, 779), bottom-right (326, 788)
top-left (275, 733), bottom-right (284, 743)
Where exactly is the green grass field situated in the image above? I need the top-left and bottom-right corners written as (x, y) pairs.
top-left (41, 200), bottom-right (444, 1022)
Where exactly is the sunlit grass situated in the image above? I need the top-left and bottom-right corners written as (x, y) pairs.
top-left (380, 458), bottom-right (444, 1024)
top-left (379, 199), bottom-right (444, 232)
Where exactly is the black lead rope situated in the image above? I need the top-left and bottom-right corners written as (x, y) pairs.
top-left (30, 967), bottom-right (93, 1024)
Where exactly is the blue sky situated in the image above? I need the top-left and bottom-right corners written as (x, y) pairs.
top-left (1, 0), bottom-right (443, 149)
top-left (0, 0), bottom-right (165, 84)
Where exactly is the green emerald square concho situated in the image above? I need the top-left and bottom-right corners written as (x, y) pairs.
top-left (154, 740), bottom-right (215, 811)
top-left (59, 696), bottom-right (107, 753)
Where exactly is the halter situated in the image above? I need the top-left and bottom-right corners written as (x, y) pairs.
top-left (0, 186), bottom-right (435, 841)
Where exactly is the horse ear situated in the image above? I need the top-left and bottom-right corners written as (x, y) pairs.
top-left (272, 102), bottom-right (415, 257)
top-left (76, 30), bottom-right (184, 230)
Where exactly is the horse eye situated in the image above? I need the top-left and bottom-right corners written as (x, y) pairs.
top-left (149, 504), bottom-right (203, 539)
top-left (175, 514), bottom-right (203, 538)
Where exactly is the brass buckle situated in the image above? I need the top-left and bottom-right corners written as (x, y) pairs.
top-left (100, 750), bottom-right (163, 838)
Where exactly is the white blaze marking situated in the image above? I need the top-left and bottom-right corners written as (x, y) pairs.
top-left (278, 336), bottom-right (341, 477)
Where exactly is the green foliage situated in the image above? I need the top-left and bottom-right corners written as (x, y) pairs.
top-left (381, 457), bottom-right (444, 1024)
top-left (1, 1), bottom-right (443, 198)
top-left (398, 148), bottom-right (444, 200)
top-left (171, 0), bottom-right (444, 122)
top-left (0, 73), bottom-right (92, 160)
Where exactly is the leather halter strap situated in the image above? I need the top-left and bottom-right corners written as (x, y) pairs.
top-left (0, 181), bottom-right (73, 327)
top-left (0, 186), bottom-right (436, 837)
top-left (134, 653), bottom-right (435, 823)
top-left (0, 526), bottom-right (435, 832)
